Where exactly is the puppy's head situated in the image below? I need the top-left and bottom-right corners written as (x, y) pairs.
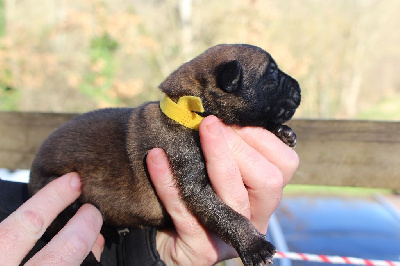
top-left (159, 44), bottom-right (301, 128)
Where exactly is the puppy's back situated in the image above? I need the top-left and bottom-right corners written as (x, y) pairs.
top-left (29, 108), bottom-right (133, 195)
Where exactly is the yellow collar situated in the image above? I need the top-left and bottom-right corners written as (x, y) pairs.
top-left (160, 95), bottom-right (204, 130)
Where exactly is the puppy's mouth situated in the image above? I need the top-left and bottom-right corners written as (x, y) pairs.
top-left (271, 102), bottom-right (297, 124)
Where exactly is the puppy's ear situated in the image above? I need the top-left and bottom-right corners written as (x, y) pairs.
top-left (216, 60), bottom-right (242, 93)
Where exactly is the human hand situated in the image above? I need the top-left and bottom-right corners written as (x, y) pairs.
top-left (146, 115), bottom-right (299, 265)
top-left (0, 173), bottom-right (104, 265)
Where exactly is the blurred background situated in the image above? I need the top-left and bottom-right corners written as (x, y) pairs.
top-left (0, 0), bottom-right (399, 120)
top-left (1, 1), bottom-right (400, 263)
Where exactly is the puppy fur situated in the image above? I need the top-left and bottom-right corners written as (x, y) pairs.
top-left (29, 44), bottom-right (301, 265)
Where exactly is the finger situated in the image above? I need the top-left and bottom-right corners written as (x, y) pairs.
top-left (220, 125), bottom-right (284, 233)
top-left (26, 204), bottom-right (103, 266)
top-left (199, 116), bottom-right (250, 217)
top-left (234, 126), bottom-right (299, 186)
top-left (0, 173), bottom-right (82, 265)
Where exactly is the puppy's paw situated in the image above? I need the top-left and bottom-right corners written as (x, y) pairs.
top-left (238, 236), bottom-right (276, 266)
top-left (273, 125), bottom-right (297, 148)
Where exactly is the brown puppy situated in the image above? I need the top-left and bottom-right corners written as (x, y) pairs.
top-left (29, 44), bottom-right (301, 265)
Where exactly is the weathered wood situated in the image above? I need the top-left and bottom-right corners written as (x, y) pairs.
top-left (1, 112), bottom-right (399, 189)
top-left (0, 112), bottom-right (78, 170)
top-left (287, 119), bottom-right (400, 190)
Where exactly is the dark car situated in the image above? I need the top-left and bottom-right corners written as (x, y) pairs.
top-left (268, 194), bottom-right (400, 266)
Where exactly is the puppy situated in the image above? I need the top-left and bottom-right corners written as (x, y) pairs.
top-left (29, 44), bottom-right (301, 265)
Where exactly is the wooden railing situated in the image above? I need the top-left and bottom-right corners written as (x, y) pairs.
top-left (1, 112), bottom-right (399, 190)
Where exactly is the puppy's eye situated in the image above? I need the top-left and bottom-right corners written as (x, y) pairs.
top-left (271, 63), bottom-right (279, 72)
top-left (267, 63), bottom-right (278, 80)
top-left (268, 62), bottom-right (278, 73)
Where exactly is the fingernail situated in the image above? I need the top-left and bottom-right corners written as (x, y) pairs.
top-left (206, 120), bottom-right (222, 136)
top-left (149, 149), bottom-right (167, 167)
top-left (69, 173), bottom-right (81, 191)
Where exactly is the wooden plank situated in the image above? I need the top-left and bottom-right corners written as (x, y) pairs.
top-left (287, 119), bottom-right (400, 190)
top-left (1, 112), bottom-right (400, 189)
top-left (0, 112), bottom-right (77, 170)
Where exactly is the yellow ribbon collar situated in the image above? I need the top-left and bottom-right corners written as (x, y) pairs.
top-left (160, 95), bottom-right (204, 130)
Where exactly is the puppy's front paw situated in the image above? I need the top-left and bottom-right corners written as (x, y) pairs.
top-left (273, 125), bottom-right (297, 148)
top-left (238, 236), bottom-right (276, 266)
